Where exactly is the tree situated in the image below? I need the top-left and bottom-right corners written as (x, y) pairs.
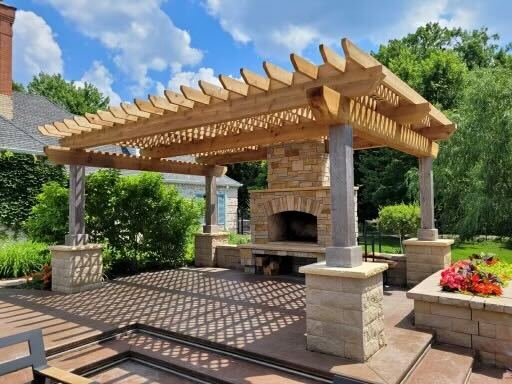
top-left (27, 73), bottom-right (109, 115)
top-left (12, 81), bottom-right (25, 92)
top-left (356, 23), bottom-right (510, 221)
top-left (435, 67), bottom-right (512, 238)
top-left (378, 204), bottom-right (420, 252)
top-left (226, 161), bottom-right (267, 216)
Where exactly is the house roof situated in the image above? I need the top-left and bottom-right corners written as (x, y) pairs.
top-left (0, 91), bottom-right (241, 187)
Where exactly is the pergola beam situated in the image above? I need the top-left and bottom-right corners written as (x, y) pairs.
top-left (44, 146), bottom-right (226, 177)
top-left (306, 86), bottom-right (439, 158)
top-left (197, 148), bottom-right (268, 165)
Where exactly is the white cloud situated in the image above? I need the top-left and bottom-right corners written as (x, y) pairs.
top-left (77, 61), bottom-right (121, 106)
top-left (42, 0), bottom-right (203, 96)
top-left (204, 0), bottom-right (511, 58)
top-left (13, 10), bottom-right (63, 83)
top-left (165, 67), bottom-right (221, 92)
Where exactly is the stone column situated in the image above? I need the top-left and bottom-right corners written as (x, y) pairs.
top-left (300, 123), bottom-right (388, 362)
top-left (195, 175), bottom-right (228, 267)
top-left (404, 157), bottom-right (453, 286)
top-left (326, 124), bottom-right (362, 267)
top-left (51, 165), bottom-right (103, 294)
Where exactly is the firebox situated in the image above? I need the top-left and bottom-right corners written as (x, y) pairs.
top-left (268, 211), bottom-right (318, 243)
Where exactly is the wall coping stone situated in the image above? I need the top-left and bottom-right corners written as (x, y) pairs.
top-left (238, 242), bottom-right (325, 253)
top-left (216, 244), bottom-right (238, 249)
top-left (299, 261), bottom-right (388, 279)
top-left (403, 238), bottom-right (454, 247)
top-left (407, 270), bottom-right (512, 312)
top-left (49, 244), bottom-right (103, 251)
top-left (195, 232), bottom-right (230, 238)
top-left (250, 186), bottom-right (359, 194)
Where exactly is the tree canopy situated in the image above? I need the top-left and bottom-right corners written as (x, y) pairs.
top-left (356, 23), bottom-right (512, 227)
top-left (26, 73), bottom-right (109, 115)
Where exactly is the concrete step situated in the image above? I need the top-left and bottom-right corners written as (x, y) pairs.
top-left (404, 343), bottom-right (475, 384)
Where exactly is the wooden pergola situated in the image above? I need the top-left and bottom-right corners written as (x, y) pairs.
top-left (40, 38), bottom-right (454, 259)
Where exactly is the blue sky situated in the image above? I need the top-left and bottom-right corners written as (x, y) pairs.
top-left (9, 0), bottom-right (512, 105)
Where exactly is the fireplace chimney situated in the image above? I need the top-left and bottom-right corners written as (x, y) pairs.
top-left (0, 2), bottom-right (15, 119)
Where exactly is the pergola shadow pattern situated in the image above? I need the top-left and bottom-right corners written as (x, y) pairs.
top-left (0, 269), bottom-right (430, 384)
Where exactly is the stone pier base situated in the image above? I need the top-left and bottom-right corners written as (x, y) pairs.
top-left (194, 232), bottom-right (229, 267)
top-left (299, 261), bottom-right (388, 362)
top-left (404, 238), bottom-right (454, 287)
top-left (50, 244), bottom-right (103, 294)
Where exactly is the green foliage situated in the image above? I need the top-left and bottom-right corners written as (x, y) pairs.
top-left (25, 182), bottom-right (69, 244)
top-left (357, 23), bottom-right (511, 222)
top-left (228, 232), bottom-right (250, 245)
top-left (356, 149), bottom-right (417, 219)
top-left (226, 161), bottom-right (267, 215)
top-left (0, 152), bottom-right (67, 235)
top-left (436, 67), bottom-right (512, 238)
top-left (0, 241), bottom-right (50, 278)
top-left (12, 81), bottom-right (25, 92)
top-left (476, 255), bottom-right (512, 281)
top-left (25, 170), bottom-right (203, 277)
top-left (378, 204), bottom-right (420, 251)
top-left (27, 73), bottom-right (109, 115)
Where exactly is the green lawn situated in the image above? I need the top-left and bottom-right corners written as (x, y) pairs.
top-left (359, 236), bottom-right (512, 263)
top-left (451, 240), bottom-right (512, 263)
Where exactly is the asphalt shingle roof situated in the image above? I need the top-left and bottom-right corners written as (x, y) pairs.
top-left (0, 91), bottom-right (241, 187)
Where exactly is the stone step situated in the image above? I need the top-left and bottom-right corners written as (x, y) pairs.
top-left (404, 343), bottom-right (475, 384)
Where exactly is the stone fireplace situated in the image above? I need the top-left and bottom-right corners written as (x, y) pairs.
top-left (249, 140), bottom-right (358, 250)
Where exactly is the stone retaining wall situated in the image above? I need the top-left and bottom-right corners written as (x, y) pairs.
top-left (216, 245), bottom-right (242, 270)
top-left (408, 271), bottom-right (512, 367)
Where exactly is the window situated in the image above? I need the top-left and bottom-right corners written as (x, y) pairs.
top-left (195, 191), bottom-right (226, 228)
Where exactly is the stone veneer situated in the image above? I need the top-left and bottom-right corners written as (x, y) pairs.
top-left (194, 232), bottom-right (229, 267)
top-left (404, 238), bottom-right (453, 286)
top-left (408, 271), bottom-right (512, 367)
top-left (300, 262), bottom-right (388, 362)
top-left (216, 245), bottom-right (242, 270)
top-left (50, 244), bottom-right (103, 294)
top-left (267, 140), bottom-right (329, 189)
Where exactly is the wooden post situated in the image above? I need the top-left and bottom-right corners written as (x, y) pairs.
top-left (203, 175), bottom-right (218, 233)
top-left (418, 157), bottom-right (438, 241)
top-left (65, 165), bottom-right (88, 246)
top-left (326, 124), bottom-right (362, 267)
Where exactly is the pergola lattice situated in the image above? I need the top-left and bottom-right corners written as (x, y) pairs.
top-left (39, 38), bottom-right (454, 171)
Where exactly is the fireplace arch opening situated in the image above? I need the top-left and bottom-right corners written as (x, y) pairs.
top-left (268, 211), bottom-right (318, 243)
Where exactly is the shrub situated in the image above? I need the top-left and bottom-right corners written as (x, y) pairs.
top-left (0, 241), bottom-right (50, 278)
top-left (26, 170), bottom-right (203, 277)
top-left (378, 204), bottom-right (420, 252)
top-left (25, 182), bottom-right (68, 244)
top-left (0, 151), bottom-right (66, 236)
top-left (228, 232), bottom-right (251, 245)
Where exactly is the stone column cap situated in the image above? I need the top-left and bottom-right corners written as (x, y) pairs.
top-left (403, 238), bottom-right (454, 247)
top-left (299, 261), bottom-right (388, 279)
top-left (49, 243), bottom-right (104, 251)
